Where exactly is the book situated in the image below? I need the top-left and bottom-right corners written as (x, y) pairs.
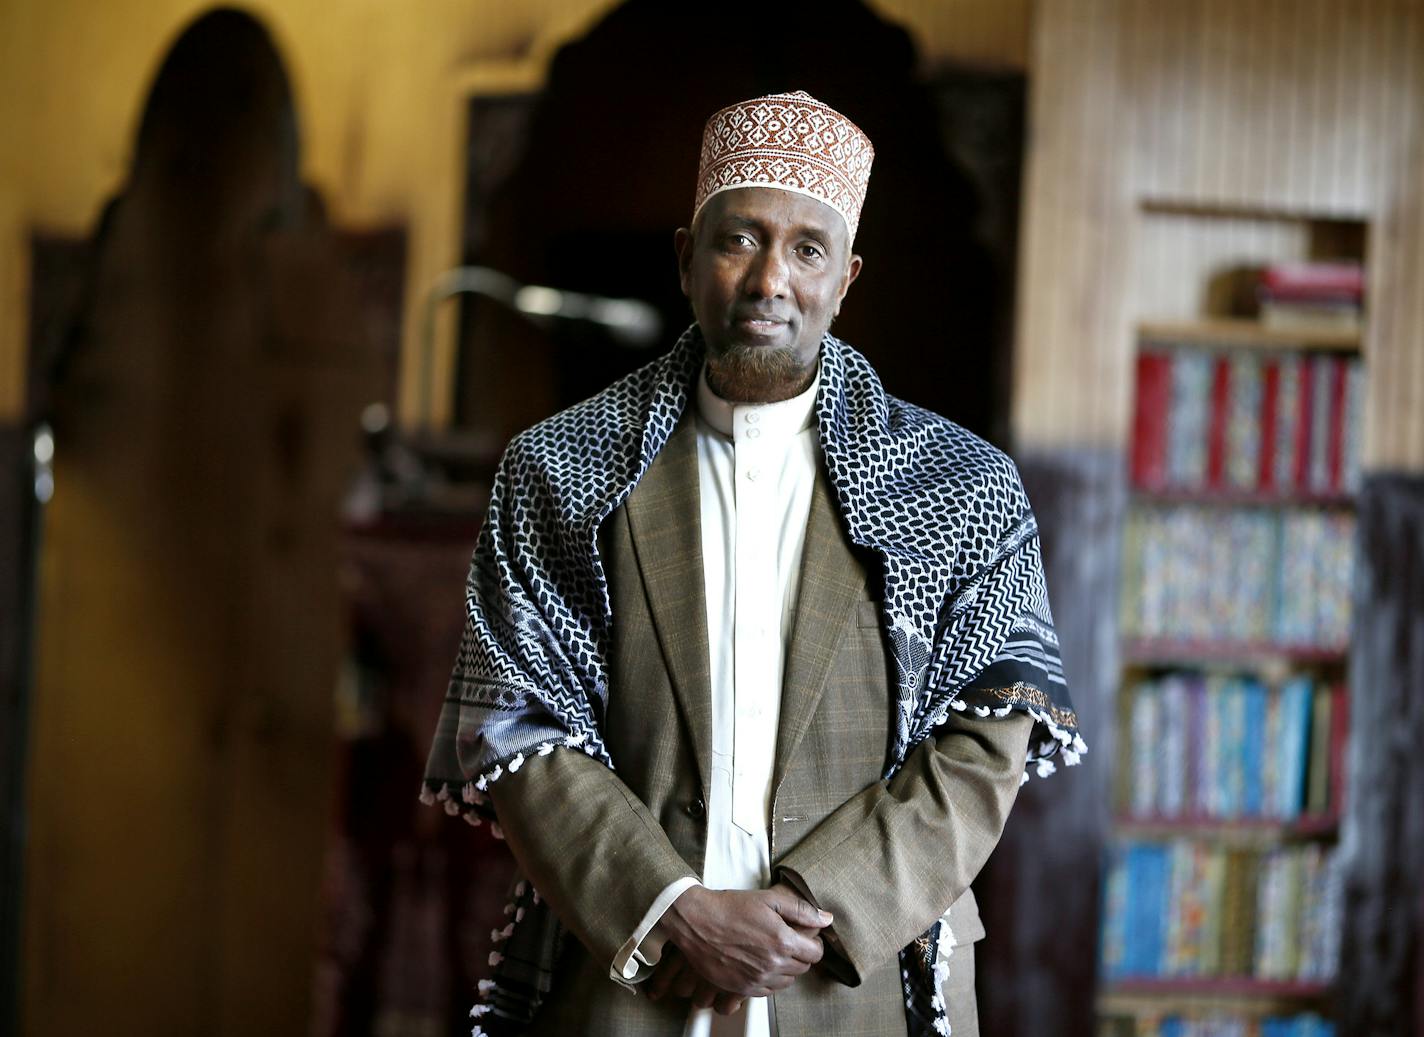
top-left (1133, 351), bottom-right (1173, 488)
top-left (1169, 351), bottom-right (1214, 488)
top-left (1277, 676), bottom-right (1314, 819)
top-left (1207, 355), bottom-right (1232, 489)
top-left (1342, 360), bottom-right (1365, 493)
top-left (1308, 356), bottom-right (1335, 494)
top-left (1225, 354), bottom-right (1264, 490)
top-left (1129, 681), bottom-right (1161, 816)
top-left (1242, 679), bottom-right (1267, 816)
top-left (1160, 675), bottom-right (1188, 817)
top-left (1220, 849), bottom-right (1257, 976)
top-left (1305, 686), bottom-right (1333, 815)
top-left (1260, 260), bottom-right (1365, 299)
top-left (1260, 297), bottom-right (1363, 332)
top-left (1273, 355), bottom-right (1303, 492)
top-left (1101, 844), bottom-right (1129, 978)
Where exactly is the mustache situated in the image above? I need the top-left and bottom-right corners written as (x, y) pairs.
top-left (731, 307), bottom-right (790, 323)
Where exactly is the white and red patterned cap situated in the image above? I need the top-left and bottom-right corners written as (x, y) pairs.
top-left (692, 90), bottom-right (874, 242)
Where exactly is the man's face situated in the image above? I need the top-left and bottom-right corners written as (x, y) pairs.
top-left (675, 187), bottom-right (862, 403)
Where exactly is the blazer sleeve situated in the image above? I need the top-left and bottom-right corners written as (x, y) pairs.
top-left (488, 747), bottom-right (699, 973)
top-left (773, 710), bottom-right (1032, 985)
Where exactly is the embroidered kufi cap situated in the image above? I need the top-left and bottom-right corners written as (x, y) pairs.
top-left (692, 90), bottom-right (874, 242)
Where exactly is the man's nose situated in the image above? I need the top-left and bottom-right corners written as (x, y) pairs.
top-left (743, 248), bottom-right (789, 299)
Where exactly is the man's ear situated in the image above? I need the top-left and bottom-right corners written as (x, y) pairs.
top-left (674, 227), bottom-right (694, 297)
top-left (835, 253), bottom-right (863, 316)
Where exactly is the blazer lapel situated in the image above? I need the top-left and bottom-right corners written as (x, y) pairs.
top-left (622, 410), bottom-right (714, 798)
top-left (773, 472), bottom-right (868, 794)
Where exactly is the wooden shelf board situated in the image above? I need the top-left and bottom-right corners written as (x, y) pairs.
top-left (1130, 486), bottom-right (1356, 509)
top-left (1120, 638), bottom-right (1349, 666)
top-left (1138, 318), bottom-right (1361, 351)
top-left (1099, 977), bottom-right (1332, 1018)
top-left (1138, 197), bottom-right (1370, 225)
top-left (1113, 814), bottom-right (1339, 843)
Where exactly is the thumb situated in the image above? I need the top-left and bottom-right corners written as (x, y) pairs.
top-left (770, 888), bottom-right (833, 929)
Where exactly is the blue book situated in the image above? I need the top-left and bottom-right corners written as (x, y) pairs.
top-left (1279, 677), bottom-right (1314, 818)
top-left (1118, 845), bottom-right (1144, 976)
top-left (1139, 843), bottom-right (1161, 974)
top-left (1125, 843), bottom-right (1170, 975)
top-left (1159, 1019), bottom-right (1185, 1037)
top-left (1243, 679), bottom-right (1267, 816)
top-left (1223, 681), bottom-right (1248, 817)
top-left (1100, 847), bottom-right (1129, 978)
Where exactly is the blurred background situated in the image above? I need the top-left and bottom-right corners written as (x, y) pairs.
top-left (1, 2), bottom-right (1422, 1036)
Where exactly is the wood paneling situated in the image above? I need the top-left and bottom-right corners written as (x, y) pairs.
top-left (1015, 0), bottom-right (1424, 471)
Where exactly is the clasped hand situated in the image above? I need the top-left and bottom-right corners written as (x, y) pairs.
top-left (646, 882), bottom-right (832, 1016)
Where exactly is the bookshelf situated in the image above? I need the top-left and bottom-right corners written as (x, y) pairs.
top-left (1099, 206), bottom-right (1364, 1037)
top-left (1135, 319), bottom-right (1360, 353)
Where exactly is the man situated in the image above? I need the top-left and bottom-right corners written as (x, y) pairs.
top-left (422, 91), bottom-right (1083, 1037)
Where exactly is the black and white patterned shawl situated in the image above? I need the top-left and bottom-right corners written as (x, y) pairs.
top-left (422, 325), bottom-right (1084, 1037)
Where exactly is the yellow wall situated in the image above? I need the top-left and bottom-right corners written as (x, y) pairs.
top-left (0, 0), bottom-right (1028, 427)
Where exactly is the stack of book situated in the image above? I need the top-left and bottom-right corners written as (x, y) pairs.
top-left (1120, 505), bottom-right (1355, 648)
top-left (1258, 261), bottom-right (1365, 334)
top-left (1131, 348), bottom-right (1363, 497)
top-left (1100, 842), bottom-right (1341, 983)
top-left (1119, 675), bottom-right (1342, 821)
top-left (1098, 1014), bottom-right (1335, 1037)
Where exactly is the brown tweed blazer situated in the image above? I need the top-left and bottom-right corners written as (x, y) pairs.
top-left (489, 411), bottom-right (1031, 1037)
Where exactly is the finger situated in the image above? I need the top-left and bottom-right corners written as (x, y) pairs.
top-left (768, 887), bottom-right (833, 930)
top-left (671, 967), bottom-right (700, 1001)
top-left (762, 970), bottom-right (799, 993)
top-left (776, 928), bottom-right (825, 967)
top-left (646, 951), bottom-right (683, 1001)
top-left (714, 992), bottom-right (746, 1015)
top-left (690, 979), bottom-right (719, 1010)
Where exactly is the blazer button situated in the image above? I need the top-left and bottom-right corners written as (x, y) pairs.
top-left (685, 797), bottom-right (706, 821)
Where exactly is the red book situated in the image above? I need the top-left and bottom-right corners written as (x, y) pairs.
top-left (1293, 358), bottom-right (1315, 491)
top-left (1260, 261), bottom-right (1365, 301)
top-left (1132, 353), bottom-right (1172, 488)
top-left (1327, 357), bottom-right (1348, 492)
top-left (1206, 355), bottom-right (1231, 489)
top-left (1259, 360), bottom-right (1280, 491)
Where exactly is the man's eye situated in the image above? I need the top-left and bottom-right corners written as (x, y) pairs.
top-left (727, 233), bottom-right (754, 248)
top-left (798, 244), bottom-right (825, 260)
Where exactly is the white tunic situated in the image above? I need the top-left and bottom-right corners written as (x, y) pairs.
top-left (611, 364), bottom-right (821, 1037)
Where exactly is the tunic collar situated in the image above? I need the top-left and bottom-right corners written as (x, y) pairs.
top-left (695, 362), bottom-right (820, 445)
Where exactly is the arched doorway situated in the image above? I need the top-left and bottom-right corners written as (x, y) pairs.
top-left (19, 9), bottom-right (384, 1034)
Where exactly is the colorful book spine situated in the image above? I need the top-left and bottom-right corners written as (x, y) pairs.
top-left (1308, 355), bottom-right (1335, 494)
top-left (1293, 357), bottom-right (1315, 492)
top-left (1133, 351), bottom-right (1173, 488)
top-left (1277, 677), bottom-right (1313, 819)
top-left (1341, 359), bottom-right (1365, 494)
top-left (1100, 842), bottom-right (1339, 985)
top-left (1169, 352), bottom-right (1213, 488)
top-left (1160, 675), bottom-right (1188, 817)
top-left (1130, 682), bottom-right (1160, 816)
top-left (1273, 355), bottom-right (1303, 492)
top-left (1207, 356), bottom-right (1232, 489)
top-left (1101, 845), bottom-right (1129, 977)
top-left (1130, 343), bottom-right (1360, 501)
top-left (1226, 354), bottom-right (1264, 490)
top-left (1242, 679), bottom-right (1266, 816)
top-left (1305, 686), bottom-right (1333, 815)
